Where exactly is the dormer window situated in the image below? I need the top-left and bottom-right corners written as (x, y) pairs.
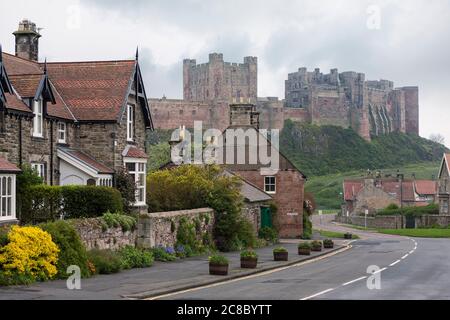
top-left (58, 122), bottom-right (66, 144)
top-left (127, 104), bottom-right (134, 142)
top-left (33, 98), bottom-right (43, 137)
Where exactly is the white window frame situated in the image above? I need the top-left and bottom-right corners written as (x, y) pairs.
top-left (0, 175), bottom-right (16, 221)
top-left (264, 176), bottom-right (276, 194)
top-left (33, 98), bottom-right (43, 138)
top-left (57, 122), bottom-right (66, 144)
top-left (124, 158), bottom-right (147, 206)
top-left (31, 163), bottom-right (45, 181)
top-left (127, 104), bottom-right (134, 142)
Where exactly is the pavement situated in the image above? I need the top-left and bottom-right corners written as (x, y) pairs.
top-left (0, 238), bottom-right (348, 300)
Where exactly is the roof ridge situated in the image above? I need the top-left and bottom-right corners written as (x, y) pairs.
top-left (43, 59), bottom-right (135, 65)
top-left (2, 52), bottom-right (41, 65)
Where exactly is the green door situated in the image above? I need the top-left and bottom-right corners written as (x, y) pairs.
top-left (261, 207), bottom-right (272, 228)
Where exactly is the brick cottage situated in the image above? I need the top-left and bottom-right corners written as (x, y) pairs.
top-left (0, 20), bottom-right (154, 223)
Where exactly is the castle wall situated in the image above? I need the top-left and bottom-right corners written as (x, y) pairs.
top-left (402, 86), bottom-right (419, 135)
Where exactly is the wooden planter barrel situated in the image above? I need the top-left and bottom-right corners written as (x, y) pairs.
top-left (324, 243), bottom-right (334, 249)
top-left (344, 233), bottom-right (353, 239)
top-left (209, 263), bottom-right (229, 276)
top-left (241, 258), bottom-right (258, 269)
top-left (312, 246), bottom-right (322, 252)
top-left (273, 252), bottom-right (288, 261)
top-left (298, 248), bottom-right (311, 255)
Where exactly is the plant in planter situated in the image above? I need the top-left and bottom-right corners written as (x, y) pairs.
top-left (240, 250), bottom-right (258, 269)
top-left (311, 240), bottom-right (323, 252)
top-left (273, 247), bottom-right (288, 261)
top-left (344, 233), bottom-right (353, 239)
top-left (209, 254), bottom-right (229, 276)
top-left (298, 242), bottom-right (312, 255)
top-left (323, 239), bottom-right (334, 249)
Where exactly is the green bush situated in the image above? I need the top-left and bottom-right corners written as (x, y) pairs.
top-left (0, 271), bottom-right (34, 286)
top-left (208, 254), bottom-right (229, 265)
top-left (258, 226), bottom-right (278, 243)
top-left (39, 220), bottom-right (90, 279)
top-left (240, 249), bottom-right (258, 259)
top-left (87, 249), bottom-right (123, 274)
top-left (119, 246), bottom-right (154, 269)
top-left (102, 212), bottom-right (137, 232)
top-left (176, 217), bottom-right (201, 253)
top-left (115, 169), bottom-right (137, 214)
top-left (150, 246), bottom-right (177, 262)
top-left (273, 247), bottom-right (288, 253)
top-left (20, 185), bottom-right (123, 224)
top-left (377, 203), bottom-right (439, 216)
top-left (298, 242), bottom-right (312, 249)
top-left (311, 241), bottom-right (322, 249)
top-left (302, 213), bottom-right (312, 240)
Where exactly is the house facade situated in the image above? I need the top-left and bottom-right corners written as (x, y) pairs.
top-left (0, 20), bottom-right (153, 223)
top-left (438, 154), bottom-right (450, 214)
top-left (343, 177), bottom-right (437, 216)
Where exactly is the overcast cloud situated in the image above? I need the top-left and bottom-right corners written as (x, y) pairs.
top-left (1, 0), bottom-right (449, 145)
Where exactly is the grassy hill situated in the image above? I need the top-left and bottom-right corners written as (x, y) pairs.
top-left (280, 119), bottom-right (446, 177)
top-left (305, 162), bottom-right (441, 209)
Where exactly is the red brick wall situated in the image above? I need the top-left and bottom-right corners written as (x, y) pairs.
top-left (232, 169), bottom-right (305, 238)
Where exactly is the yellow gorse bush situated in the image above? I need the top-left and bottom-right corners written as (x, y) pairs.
top-left (0, 225), bottom-right (59, 280)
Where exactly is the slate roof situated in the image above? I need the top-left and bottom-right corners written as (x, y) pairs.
top-left (58, 147), bottom-right (114, 174)
top-left (0, 156), bottom-right (21, 173)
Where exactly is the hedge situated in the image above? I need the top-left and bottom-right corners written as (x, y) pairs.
top-left (377, 203), bottom-right (439, 217)
top-left (20, 185), bottom-right (123, 225)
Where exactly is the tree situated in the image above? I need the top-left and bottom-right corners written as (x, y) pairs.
top-left (429, 133), bottom-right (445, 145)
top-left (115, 169), bottom-right (136, 213)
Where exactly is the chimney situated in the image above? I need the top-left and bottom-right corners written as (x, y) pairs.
top-left (229, 102), bottom-right (259, 128)
top-left (13, 19), bottom-right (41, 61)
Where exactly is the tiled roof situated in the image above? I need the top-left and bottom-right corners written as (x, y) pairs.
top-left (58, 148), bottom-right (114, 174)
top-left (343, 179), bottom-right (431, 202)
top-left (4, 92), bottom-right (32, 113)
top-left (343, 180), bottom-right (364, 201)
top-left (2, 53), bottom-right (42, 75)
top-left (9, 74), bottom-right (43, 98)
top-left (47, 83), bottom-right (76, 120)
top-left (44, 60), bottom-right (136, 122)
top-left (0, 156), bottom-right (21, 173)
top-left (414, 180), bottom-right (438, 195)
top-left (122, 145), bottom-right (148, 159)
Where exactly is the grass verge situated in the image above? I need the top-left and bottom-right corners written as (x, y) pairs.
top-left (314, 229), bottom-right (360, 239)
top-left (377, 229), bottom-right (450, 238)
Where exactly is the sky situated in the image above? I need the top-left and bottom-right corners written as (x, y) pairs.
top-left (1, 0), bottom-right (449, 145)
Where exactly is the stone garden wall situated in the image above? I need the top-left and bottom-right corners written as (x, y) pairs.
top-left (415, 215), bottom-right (450, 228)
top-left (137, 208), bottom-right (215, 249)
top-left (336, 215), bottom-right (403, 229)
top-left (72, 218), bottom-right (137, 251)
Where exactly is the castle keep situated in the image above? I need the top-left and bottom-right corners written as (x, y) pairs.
top-left (150, 53), bottom-right (419, 141)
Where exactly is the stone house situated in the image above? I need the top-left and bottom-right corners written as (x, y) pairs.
top-left (0, 20), bottom-right (153, 223)
top-left (438, 153), bottom-right (450, 214)
top-left (343, 177), bottom-right (437, 216)
top-left (219, 103), bottom-right (307, 238)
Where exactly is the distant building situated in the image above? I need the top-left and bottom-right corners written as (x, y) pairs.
top-left (438, 154), bottom-right (450, 214)
top-left (343, 177), bottom-right (437, 216)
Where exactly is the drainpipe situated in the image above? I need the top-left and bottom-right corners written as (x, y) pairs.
top-left (50, 120), bottom-right (54, 185)
top-left (18, 116), bottom-right (23, 167)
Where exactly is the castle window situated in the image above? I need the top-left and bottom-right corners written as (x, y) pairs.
top-left (58, 122), bottom-right (66, 144)
top-left (264, 176), bottom-right (276, 194)
top-left (33, 98), bottom-right (43, 137)
top-left (0, 175), bottom-right (16, 221)
top-left (127, 104), bottom-right (134, 142)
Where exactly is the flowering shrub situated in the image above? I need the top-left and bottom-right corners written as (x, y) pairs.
top-left (150, 246), bottom-right (177, 262)
top-left (0, 226), bottom-right (59, 283)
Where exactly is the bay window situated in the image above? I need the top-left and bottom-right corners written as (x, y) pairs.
top-left (125, 159), bottom-right (146, 206)
top-left (33, 98), bottom-right (43, 137)
top-left (0, 175), bottom-right (16, 221)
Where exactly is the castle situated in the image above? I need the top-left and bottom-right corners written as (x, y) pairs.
top-left (150, 53), bottom-right (419, 141)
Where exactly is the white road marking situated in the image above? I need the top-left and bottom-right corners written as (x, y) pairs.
top-left (342, 276), bottom-right (367, 286)
top-left (147, 245), bottom-right (352, 300)
top-left (373, 267), bottom-right (387, 274)
top-left (300, 288), bottom-right (335, 300)
top-left (409, 250), bottom-right (414, 254)
top-left (401, 254), bottom-right (409, 259)
top-left (389, 260), bottom-right (401, 267)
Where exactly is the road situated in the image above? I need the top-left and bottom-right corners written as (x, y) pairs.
top-left (155, 217), bottom-right (450, 300)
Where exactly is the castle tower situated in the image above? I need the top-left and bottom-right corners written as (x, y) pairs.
top-left (13, 19), bottom-right (41, 61)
